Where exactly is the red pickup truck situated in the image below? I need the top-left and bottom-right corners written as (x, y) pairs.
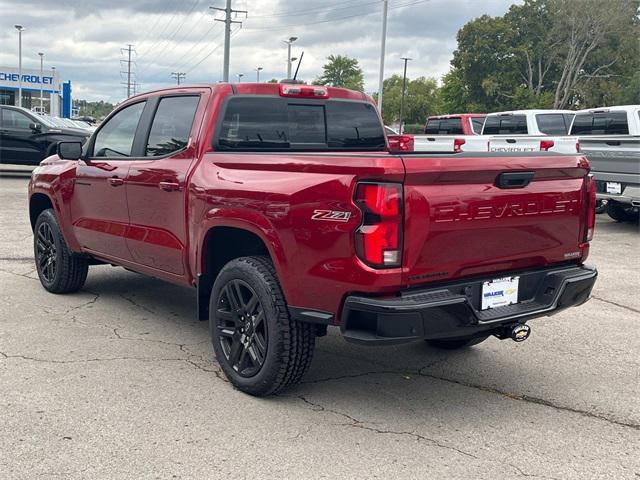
top-left (29, 82), bottom-right (597, 396)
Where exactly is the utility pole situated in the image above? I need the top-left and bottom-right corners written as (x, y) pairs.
top-left (377, 0), bottom-right (388, 114)
top-left (38, 52), bottom-right (44, 112)
top-left (120, 44), bottom-right (136, 98)
top-left (237, 73), bottom-right (244, 83)
top-left (15, 25), bottom-right (24, 108)
top-left (256, 66), bottom-right (263, 82)
top-left (399, 57), bottom-right (412, 134)
top-left (211, 1), bottom-right (247, 82)
top-left (171, 72), bottom-right (186, 85)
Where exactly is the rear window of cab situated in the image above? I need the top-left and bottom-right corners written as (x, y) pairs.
top-left (215, 97), bottom-right (386, 151)
top-left (570, 111), bottom-right (629, 135)
top-left (482, 115), bottom-right (528, 135)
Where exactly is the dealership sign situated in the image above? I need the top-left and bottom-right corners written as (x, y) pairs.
top-left (0, 66), bottom-right (60, 92)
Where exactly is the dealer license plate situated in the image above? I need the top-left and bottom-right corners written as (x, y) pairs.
top-left (481, 277), bottom-right (520, 310)
top-left (606, 182), bottom-right (622, 195)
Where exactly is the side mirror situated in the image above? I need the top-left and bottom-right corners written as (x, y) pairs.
top-left (29, 122), bottom-right (42, 133)
top-left (57, 141), bottom-right (83, 160)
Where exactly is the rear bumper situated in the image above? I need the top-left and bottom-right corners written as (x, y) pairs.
top-left (340, 264), bottom-right (597, 345)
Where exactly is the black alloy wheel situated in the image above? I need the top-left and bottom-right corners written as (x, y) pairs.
top-left (36, 222), bottom-right (58, 284)
top-left (216, 279), bottom-right (268, 377)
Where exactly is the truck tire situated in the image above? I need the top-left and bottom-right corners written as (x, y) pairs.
top-left (34, 209), bottom-right (88, 293)
top-left (209, 256), bottom-right (316, 396)
top-left (606, 201), bottom-right (636, 222)
top-left (426, 335), bottom-right (489, 350)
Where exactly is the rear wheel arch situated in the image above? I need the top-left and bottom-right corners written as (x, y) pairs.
top-left (198, 226), bottom-right (275, 320)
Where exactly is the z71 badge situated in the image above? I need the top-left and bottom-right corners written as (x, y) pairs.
top-left (311, 210), bottom-right (352, 222)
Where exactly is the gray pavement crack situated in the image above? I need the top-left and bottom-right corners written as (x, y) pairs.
top-left (296, 394), bottom-right (479, 458)
top-left (416, 367), bottom-right (640, 431)
top-left (295, 395), bottom-right (569, 479)
top-left (65, 291), bottom-right (101, 314)
top-left (119, 293), bottom-right (157, 315)
top-left (591, 295), bottom-right (640, 315)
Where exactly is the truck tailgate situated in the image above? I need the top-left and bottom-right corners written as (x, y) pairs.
top-left (401, 153), bottom-right (589, 287)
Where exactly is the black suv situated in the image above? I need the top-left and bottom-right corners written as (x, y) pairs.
top-left (0, 106), bottom-right (90, 166)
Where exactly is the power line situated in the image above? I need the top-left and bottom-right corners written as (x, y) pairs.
top-left (243, 0), bottom-right (430, 32)
top-left (185, 25), bottom-right (241, 76)
top-left (137, 0), bottom-right (204, 75)
top-left (249, 0), bottom-right (376, 19)
top-left (135, 0), bottom-right (183, 51)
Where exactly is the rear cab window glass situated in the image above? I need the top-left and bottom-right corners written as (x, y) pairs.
top-left (146, 95), bottom-right (200, 156)
top-left (571, 111), bottom-right (629, 135)
top-left (93, 101), bottom-right (145, 158)
top-left (425, 118), bottom-right (464, 135)
top-left (217, 97), bottom-right (385, 151)
top-left (536, 114), bottom-right (570, 135)
top-left (470, 117), bottom-right (485, 134)
top-left (482, 115), bottom-right (528, 135)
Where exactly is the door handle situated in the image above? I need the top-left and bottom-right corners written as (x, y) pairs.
top-left (108, 177), bottom-right (124, 187)
top-left (159, 181), bottom-right (181, 192)
top-left (496, 171), bottom-right (535, 189)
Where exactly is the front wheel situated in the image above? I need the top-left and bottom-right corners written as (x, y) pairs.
top-left (426, 335), bottom-right (489, 350)
top-left (34, 209), bottom-right (88, 293)
top-left (209, 256), bottom-right (316, 396)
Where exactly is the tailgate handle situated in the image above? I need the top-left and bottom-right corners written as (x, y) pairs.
top-left (605, 141), bottom-right (621, 146)
top-left (496, 171), bottom-right (535, 189)
top-left (506, 138), bottom-right (516, 143)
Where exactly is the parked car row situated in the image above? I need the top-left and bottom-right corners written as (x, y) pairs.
top-left (388, 105), bottom-right (640, 222)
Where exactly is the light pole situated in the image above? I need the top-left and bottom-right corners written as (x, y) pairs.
top-left (283, 36), bottom-right (297, 79)
top-left (399, 57), bottom-right (411, 134)
top-left (51, 66), bottom-right (57, 116)
top-left (237, 73), bottom-right (244, 83)
top-left (255, 66), bottom-right (263, 82)
top-left (38, 52), bottom-right (44, 112)
top-left (377, 0), bottom-right (388, 113)
top-left (15, 25), bottom-right (24, 108)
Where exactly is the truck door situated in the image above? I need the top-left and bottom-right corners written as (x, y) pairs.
top-left (0, 107), bottom-right (43, 165)
top-left (70, 100), bottom-right (146, 261)
top-left (124, 94), bottom-right (203, 276)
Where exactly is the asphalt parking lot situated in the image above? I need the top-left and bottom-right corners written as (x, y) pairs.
top-left (1, 176), bottom-right (638, 480)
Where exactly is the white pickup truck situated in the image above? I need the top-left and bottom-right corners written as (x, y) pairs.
top-left (412, 109), bottom-right (579, 154)
top-left (569, 105), bottom-right (640, 222)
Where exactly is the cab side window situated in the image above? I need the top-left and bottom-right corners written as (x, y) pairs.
top-left (93, 102), bottom-right (145, 158)
top-left (2, 109), bottom-right (32, 129)
top-left (146, 96), bottom-right (199, 156)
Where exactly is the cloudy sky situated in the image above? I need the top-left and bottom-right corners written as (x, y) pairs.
top-left (0, 0), bottom-right (515, 103)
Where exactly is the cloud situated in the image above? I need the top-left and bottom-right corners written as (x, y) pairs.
top-left (0, 0), bottom-right (515, 102)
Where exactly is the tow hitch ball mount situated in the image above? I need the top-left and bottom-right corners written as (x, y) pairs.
top-left (495, 323), bottom-right (531, 342)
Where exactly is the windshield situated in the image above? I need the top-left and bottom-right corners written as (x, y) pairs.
top-left (217, 97), bottom-right (386, 151)
top-left (36, 114), bottom-right (62, 128)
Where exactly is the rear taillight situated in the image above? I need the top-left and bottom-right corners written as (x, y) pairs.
top-left (576, 142), bottom-right (580, 153)
top-left (387, 134), bottom-right (414, 152)
top-left (540, 140), bottom-right (555, 151)
top-left (354, 182), bottom-right (403, 268)
top-left (279, 83), bottom-right (329, 98)
top-left (585, 174), bottom-right (596, 242)
top-left (453, 138), bottom-right (466, 152)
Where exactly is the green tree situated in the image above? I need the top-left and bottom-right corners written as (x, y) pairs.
top-left (376, 75), bottom-right (440, 125)
top-left (314, 55), bottom-right (364, 91)
top-left (445, 0), bottom-right (638, 111)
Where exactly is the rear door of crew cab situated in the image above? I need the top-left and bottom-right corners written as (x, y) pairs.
top-left (70, 100), bottom-right (146, 260)
top-left (124, 92), bottom-right (205, 276)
